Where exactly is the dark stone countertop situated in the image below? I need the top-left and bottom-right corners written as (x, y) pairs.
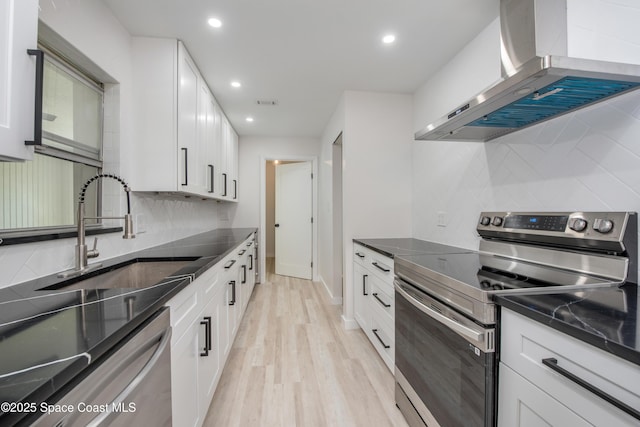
top-left (353, 237), bottom-right (471, 258)
top-left (0, 227), bottom-right (256, 425)
top-left (496, 284), bottom-right (640, 366)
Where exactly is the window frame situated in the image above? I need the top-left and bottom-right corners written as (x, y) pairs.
top-left (0, 44), bottom-right (109, 242)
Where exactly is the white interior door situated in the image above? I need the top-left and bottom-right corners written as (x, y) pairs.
top-left (275, 161), bottom-right (312, 279)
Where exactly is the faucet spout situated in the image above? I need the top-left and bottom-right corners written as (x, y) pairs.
top-left (58, 174), bottom-right (135, 278)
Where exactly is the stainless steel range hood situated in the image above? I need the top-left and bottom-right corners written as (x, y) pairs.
top-left (415, 0), bottom-right (640, 142)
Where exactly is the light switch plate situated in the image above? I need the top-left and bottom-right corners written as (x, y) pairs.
top-left (437, 211), bottom-right (447, 227)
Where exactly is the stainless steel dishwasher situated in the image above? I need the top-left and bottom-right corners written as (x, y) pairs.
top-left (31, 307), bottom-right (172, 427)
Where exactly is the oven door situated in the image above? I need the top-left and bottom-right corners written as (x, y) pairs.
top-left (394, 278), bottom-right (496, 427)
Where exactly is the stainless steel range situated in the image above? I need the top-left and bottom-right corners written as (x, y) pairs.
top-left (394, 211), bottom-right (637, 427)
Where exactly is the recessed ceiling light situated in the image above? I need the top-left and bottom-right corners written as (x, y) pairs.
top-left (246, 117), bottom-right (254, 122)
top-left (231, 81), bottom-right (241, 88)
top-left (382, 34), bottom-right (396, 44)
top-left (207, 18), bottom-right (222, 28)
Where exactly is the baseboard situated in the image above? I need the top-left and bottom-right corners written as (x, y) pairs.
top-left (342, 315), bottom-right (359, 330)
top-left (319, 275), bottom-right (342, 305)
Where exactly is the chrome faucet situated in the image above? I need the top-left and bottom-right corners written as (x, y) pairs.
top-left (58, 174), bottom-right (135, 278)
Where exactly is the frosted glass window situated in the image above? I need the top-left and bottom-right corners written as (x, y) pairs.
top-left (42, 57), bottom-right (103, 160)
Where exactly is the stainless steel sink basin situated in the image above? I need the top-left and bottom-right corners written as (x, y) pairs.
top-left (42, 260), bottom-right (194, 291)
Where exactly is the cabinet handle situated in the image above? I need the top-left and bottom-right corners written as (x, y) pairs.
top-left (200, 316), bottom-right (212, 357)
top-left (238, 249), bottom-right (246, 255)
top-left (229, 280), bottom-right (236, 305)
top-left (222, 173), bottom-right (227, 196)
top-left (25, 49), bottom-right (44, 147)
top-left (242, 265), bottom-right (247, 284)
top-left (224, 259), bottom-right (236, 269)
top-left (233, 179), bottom-right (237, 200)
top-left (208, 164), bottom-right (214, 193)
top-left (355, 252), bottom-right (365, 259)
top-left (363, 274), bottom-right (368, 296)
top-left (372, 329), bottom-right (390, 349)
top-left (541, 358), bottom-right (640, 421)
top-left (181, 148), bottom-right (188, 186)
top-left (372, 262), bottom-right (390, 273)
top-left (249, 254), bottom-right (253, 271)
top-left (373, 292), bottom-right (391, 308)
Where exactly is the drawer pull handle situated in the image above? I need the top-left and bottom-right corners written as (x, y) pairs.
top-left (372, 329), bottom-right (390, 349)
top-left (355, 252), bottom-right (365, 258)
top-left (229, 280), bottom-right (236, 306)
top-left (200, 316), bottom-right (212, 357)
top-left (372, 262), bottom-right (390, 273)
top-left (363, 274), bottom-right (368, 296)
top-left (224, 259), bottom-right (236, 269)
top-left (372, 292), bottom-right (391, 308)
top-left (542, 358), bottom-right (640, 421)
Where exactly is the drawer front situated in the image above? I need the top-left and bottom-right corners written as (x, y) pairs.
top-left (498, 363), bottom-right (592, 427)
top-left (369, 275), bottom-right (394, 322)
top-left (501, 309), bottom-right (640, 425)
top-left (166, 282), bottom-right (200, 343)
top-left (367, 252), bottom-right (394, 284)
top-left (353, 243), bottom-right (369, 266)
top-left (368, 312), bottom-right (394, 372)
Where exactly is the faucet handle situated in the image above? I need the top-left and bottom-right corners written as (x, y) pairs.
top-left (87, 237), bottom-right (100, 259)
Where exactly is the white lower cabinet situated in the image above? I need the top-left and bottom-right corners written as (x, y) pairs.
top-left (498, 308), bottom-right (640, 427)
top-left (167, 234), bottom-right (257, 427)
top-left (352, 242), bottom-right (395, 372)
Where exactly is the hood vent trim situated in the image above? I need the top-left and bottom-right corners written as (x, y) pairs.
top-left (415, 0), bottom-right (640, 142)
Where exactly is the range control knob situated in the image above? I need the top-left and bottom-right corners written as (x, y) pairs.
top-left (480, 216), bottom-right (491, 226)
top-left (568, 218), bottom-right (588, 232)
top-left (593, 218), bottom-right (614, 234)
top-left (492, 216), bottom-right (503, 227)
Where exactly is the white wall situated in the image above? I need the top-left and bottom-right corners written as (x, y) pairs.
top-left (322, 91), bottom-right (413, 326)
top-left (413, 18), bottom-right (501, 135)
top-left (0, 0), bottom-right (223, 289)
top-left (318, 96), bottom-right (345, 304)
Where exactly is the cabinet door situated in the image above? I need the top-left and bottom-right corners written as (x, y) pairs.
top-left (353, 263), bottom-right (369, 331)
top-left (202, 89), bottom-right (220, 196)
top-left (498, 363), bottom-right (592, 427)
top-left (197, 296), bottom-right (220, 419)
top-left (171, 322), bottom-right (201, 427)
top-left (177, 42), bottom-right (204, 194)
top-left (219, 118), bottom-right (231, 199)
top-left (0, 0), bottom-right (38, 161)
top-left (230, 127), bottom-right (239, 201)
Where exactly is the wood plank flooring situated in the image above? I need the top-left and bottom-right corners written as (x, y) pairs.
top-left (203, 258), bottom-right (409, 427)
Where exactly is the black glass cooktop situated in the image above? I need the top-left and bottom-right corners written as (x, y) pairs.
top-left (395, 252), bottom-right (619, 297)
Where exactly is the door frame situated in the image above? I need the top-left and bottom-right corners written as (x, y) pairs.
top-left (259, 155), bottom-right (318, 284)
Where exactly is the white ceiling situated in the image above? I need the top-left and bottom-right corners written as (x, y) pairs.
top-left (102, 0), bottom-right (498, 138)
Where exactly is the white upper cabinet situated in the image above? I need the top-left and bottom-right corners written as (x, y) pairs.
top-left (0, 0), bottom-right (39, 161)
top-left (130, 37), bottom-right (238, 200)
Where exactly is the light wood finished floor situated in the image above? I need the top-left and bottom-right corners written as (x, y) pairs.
top-left (203, 258), bottom-right (409, 427)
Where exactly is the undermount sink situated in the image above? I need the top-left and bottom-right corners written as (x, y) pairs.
top-left (41, 259), bottom-right (196, 291)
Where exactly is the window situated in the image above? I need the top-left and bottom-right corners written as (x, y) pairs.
top-left (0, 46), bottom-right (103, 231)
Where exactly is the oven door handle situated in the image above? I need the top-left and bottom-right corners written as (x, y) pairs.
top-left (395, 281), bottom-right (491, 351)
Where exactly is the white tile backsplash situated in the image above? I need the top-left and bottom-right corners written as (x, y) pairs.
top-left (412, 89), bottom-right (640, 259)
top-left (0, 193), bottom-right (221, 289)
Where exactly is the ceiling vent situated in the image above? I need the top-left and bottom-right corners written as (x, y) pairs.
top-left (256, 99), bottom-right (278, 106)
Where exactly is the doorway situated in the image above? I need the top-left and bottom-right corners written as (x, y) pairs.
top-left (260, 156), bottom-right (318, 283)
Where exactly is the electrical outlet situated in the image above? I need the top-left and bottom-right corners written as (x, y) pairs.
top-left (136, 213), bottom-right (147, 234)
top-left (437, 211), bottom-right (447, 227)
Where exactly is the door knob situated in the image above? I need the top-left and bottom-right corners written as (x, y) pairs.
top-left (274, 224), bottom-right (280, 227)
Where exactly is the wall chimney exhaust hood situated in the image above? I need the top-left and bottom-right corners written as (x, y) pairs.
top-left (415, 0), bottom-right (640, 142)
